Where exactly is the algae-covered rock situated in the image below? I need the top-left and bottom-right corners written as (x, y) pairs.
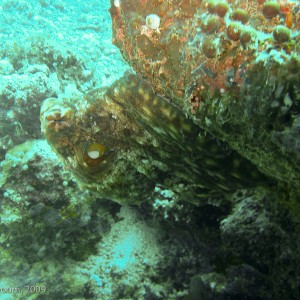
top-left (0, 39), bottom-right (95, 153)
top-left (0, 140), bottom-right (113, 263)
top-left (109, 0), bottom-right (300, 189)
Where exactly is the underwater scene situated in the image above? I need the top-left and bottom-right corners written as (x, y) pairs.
top-left (0, 0), bottom-right (300, 299)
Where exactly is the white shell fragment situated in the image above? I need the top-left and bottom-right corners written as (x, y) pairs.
top-left (114, 0), bottom-right (121, 7)
top-left (146, 14), bottom-right (160, 30)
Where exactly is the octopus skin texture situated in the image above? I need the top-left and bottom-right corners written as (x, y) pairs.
top-left (40, 72), bottom-right (267, 204)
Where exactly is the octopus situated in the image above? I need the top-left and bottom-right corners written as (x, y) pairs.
top-left (41, 72), bottom-right (267, 204)
top-left (41, 0), bottom-right (299, 204)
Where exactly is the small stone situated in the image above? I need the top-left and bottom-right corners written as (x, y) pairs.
top-left (202, 39), bottom-right (219, 58)
top-left (207, 0), bottom-right (217, 14)
top-left (201, 16), bottom-right (219, 34)
top-left (240, 30), bottom-right (256, 48)
top-left (262, 1), bottom-right (280, 18)
top-left (232, 9), bottom-right (249, 24)
top-left (22, 164), bottom-right (29, 171)
top-left (0, 60), bottom-right (14, 75)
top-left (273, 25), bottom-right (291, 43)
top-left (215, 2), bottom-right (229, 17)
top-left (227, 22), bottom-right (241, 41)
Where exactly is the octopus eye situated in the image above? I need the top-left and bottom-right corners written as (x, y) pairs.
top-left (83, 142), bottom-right (106, 167)
top-left (87, 150), bottom-right (101, 159)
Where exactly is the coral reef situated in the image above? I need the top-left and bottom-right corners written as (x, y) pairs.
top-left (1, 0), bottom-right (300, 299)
top-left (0, 139), bottom-right (113, 261)
top-left (0, 38), bottom-right (96, 157)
